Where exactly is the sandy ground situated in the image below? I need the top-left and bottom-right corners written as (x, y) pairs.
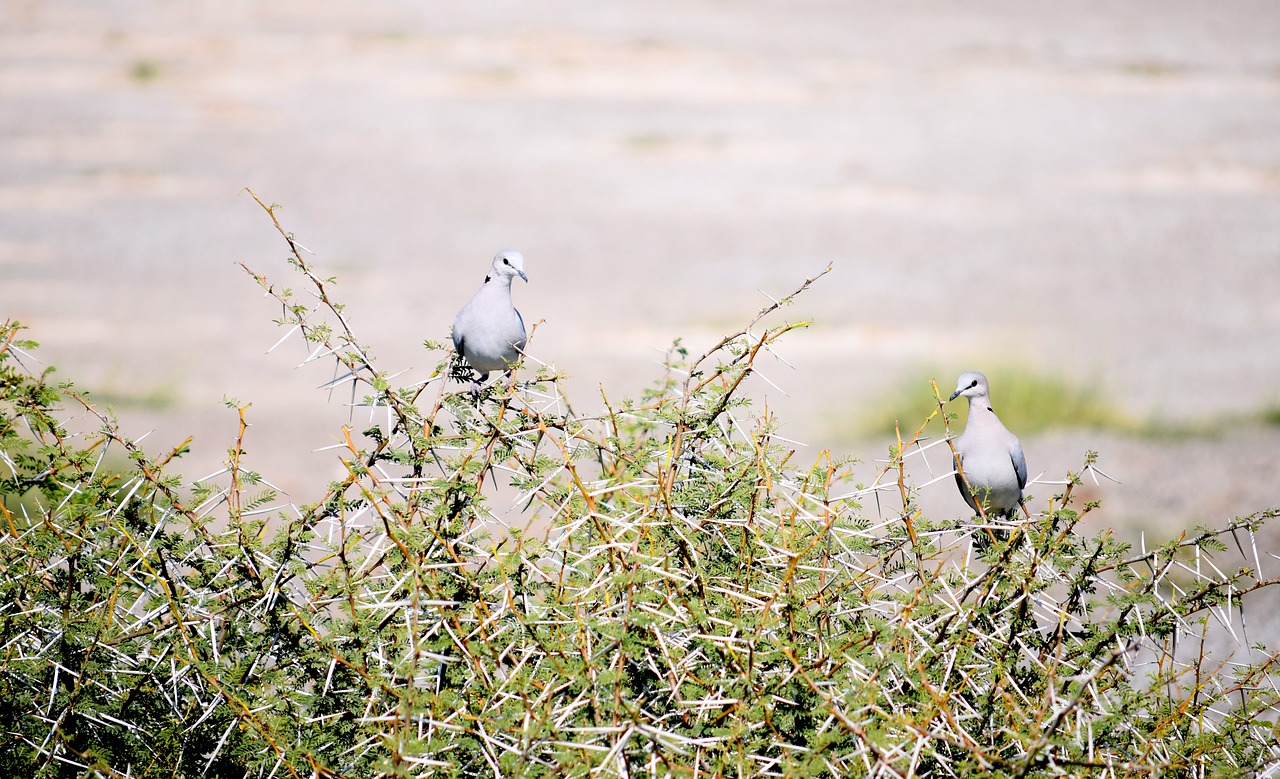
top-left (2, 1), bottom-right (1279, 550)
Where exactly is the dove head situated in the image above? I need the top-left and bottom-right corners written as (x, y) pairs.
top-left (949, 371), bottom-right (990, 403)
top-left (488, 250), bottom-right (528, 284)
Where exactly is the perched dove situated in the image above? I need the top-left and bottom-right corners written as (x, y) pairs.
top-left (451, 250), bottom-right (528, 382)
top-left (949, 371), bottom-right (1027, 520)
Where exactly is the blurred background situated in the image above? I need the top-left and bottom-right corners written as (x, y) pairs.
top-left (2, 0), bottom-right (1278, 540)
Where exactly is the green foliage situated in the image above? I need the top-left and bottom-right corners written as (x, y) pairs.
top-left (1, 202), bottom-right (1277, 777)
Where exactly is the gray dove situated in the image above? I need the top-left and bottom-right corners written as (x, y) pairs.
top-left (451, 250), bottom-right (528, 382)
top-left (949, 371), bottom-right (1027, 520)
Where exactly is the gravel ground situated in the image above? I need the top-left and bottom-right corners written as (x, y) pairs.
top-left (2, 0), bottom-right (1278, 543)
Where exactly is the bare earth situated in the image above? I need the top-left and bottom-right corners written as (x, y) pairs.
top-left (2, 1), bottom-right (1279, 542)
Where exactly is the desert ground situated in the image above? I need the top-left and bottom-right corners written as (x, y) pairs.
top-left (2, 1), bottom-right (1279, 544)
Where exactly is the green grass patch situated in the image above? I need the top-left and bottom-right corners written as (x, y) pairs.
top-left (92, 380), bottom-right (181, 411)
top-left (129, 59), bottom-right (161, 82)
top-left (852, 363), bottom-right (1140, 439)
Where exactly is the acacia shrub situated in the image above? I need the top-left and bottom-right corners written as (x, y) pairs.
top-left (0, 202), bottom-right (1277, 777)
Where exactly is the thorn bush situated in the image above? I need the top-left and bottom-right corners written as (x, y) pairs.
top-left (0, 197), bottom-right (1277, 777)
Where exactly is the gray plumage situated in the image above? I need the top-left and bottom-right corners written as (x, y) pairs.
top-left (949, 371), bottom-right (1027, 519)
top-left (451, 249), bottom-right (528, 382)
